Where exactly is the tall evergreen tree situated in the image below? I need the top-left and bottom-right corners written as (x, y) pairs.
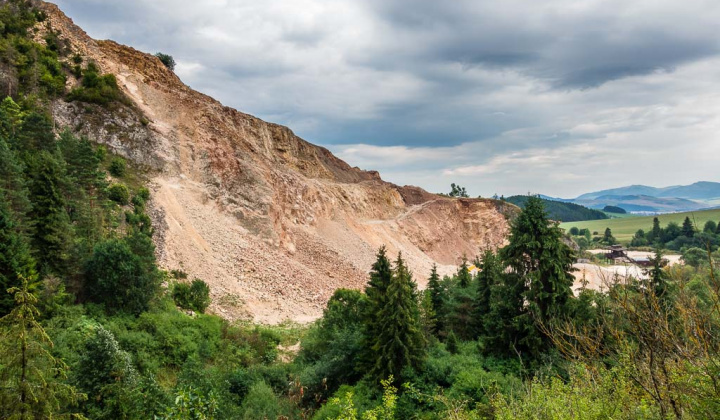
top-left (361, 246), bottom-right (393, 369)
top-left (370, 253), bottom-right (425, 383)
top-left (0, 136), bottom-right (31, 224)
top-left (0, 277), bottom-right (86, 418)
top-left (0, 96), bottom-right (24, 139)
top-left (648, 247), bottom-right (668, 302)
top-left (15, 111), bottom-right (55, 152)
top-left (27, 151), bottom-right (73, 275)
top-left (681, 216), bottom-right (695, 238)
top-left (426, 264), bottom-right (445, 335)
top-left (650, 217), bottom-right (662, 243)
top-left (0, 192), bottom-right (37, 315)
top-left (500, 196), bottom-right (576, 353)
top-left (473, 249), bottom-right (502, 338)
top-left (456, 255), bottom-right (472, 288)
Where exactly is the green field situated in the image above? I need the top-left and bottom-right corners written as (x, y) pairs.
top-left (560, 208), bottom-right (720, 242)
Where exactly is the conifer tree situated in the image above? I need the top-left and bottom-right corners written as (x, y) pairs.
top-left (361, 246), bottom-right (393, 369)
top-left (650, 217), bottom-right (662, 243)
top-left (426, 264), bottom-right (445, 335)
top-left (473, 249), bottom-right (502, 338)
top-left (0, 277), bottom-right (86, 418)
top-left (370, 253), bottom-right (425, 383)
top-left (28, 151), bottom-right (73, 275)
top-left (500, 196), bottom-right (575, 353)
top-left (0, 96), bottom-right (24, 139)
top-left (0, 136), bottom-right (31, 224)
top-left (456, 255), bottom-right (472, 288)
top-left (0, 192), bottom-right (37, 315)
top-left (647, 247), bottom-right (668, 302)
top-left (681, 216), bottom-right (695, 238)
top-left (16, 111), bottom-right (55, 152)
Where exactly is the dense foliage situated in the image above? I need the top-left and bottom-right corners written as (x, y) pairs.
top-left (1, 3), bottom-right (719, 419)
top-left (506, 195), bottom-right (608, 222)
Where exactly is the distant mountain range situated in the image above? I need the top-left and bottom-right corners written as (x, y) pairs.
top-left (575, 182), bottom-right (720, 201)
top-left (543, 182), bottom-right (720, 214)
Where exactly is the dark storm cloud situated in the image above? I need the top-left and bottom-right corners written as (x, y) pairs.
top-left (53, 0), bottom-right (720, 197)
top-left (360, 0), bottom-right (720, 88)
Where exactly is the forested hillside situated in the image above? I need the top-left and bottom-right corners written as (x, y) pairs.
top-left (1, 1), bottom-right (719, 419)
top-left (505, 195), bottom-right (608, 222)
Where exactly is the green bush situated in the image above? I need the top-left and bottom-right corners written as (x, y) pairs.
top-left (108, 157), bottom-right (126, 177)
top-left (108, 183), bottom-right (130, 205)
top-left (173, 279), bottom-right (211, 313)
top-left (155, 52), bottom-right (176, 71)
top-left (136, 187), bottom-right (150, 201)
top-left (84, 238), bottom-right (161, 314)
top-left (67, 62), bottom-right (125, 105)
top-left (240, 381), bottom-right (285, 420)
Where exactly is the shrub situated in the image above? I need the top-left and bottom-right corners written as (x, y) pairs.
top-left (240, 381), bottom-right (285, 420)
top-left (155, 52), bottom-right (176, 71)
top-left (67, 62), bottom-right (125, 105)
top-left (108, 183), bottom-right (130, 204)
top-left (173, 279), bottom-right (211, 313)
top-left (136, 187), bottom-right (150, 201)
top-left (84, 238), bottom-right (161, 314)
top-left (109, 157), bottom-right (126, 177)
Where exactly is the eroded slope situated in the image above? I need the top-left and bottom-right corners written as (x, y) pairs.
top-left (37, 1), bottom-right (513, 322)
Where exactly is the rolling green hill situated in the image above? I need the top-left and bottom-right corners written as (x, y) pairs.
top-left (560, 208), bottom-right (720, 242)
top-left (506, 195), bottom-right (608, 222)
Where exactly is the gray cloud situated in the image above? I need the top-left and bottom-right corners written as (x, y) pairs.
top-left (53, 0), bottom-right (720, 197)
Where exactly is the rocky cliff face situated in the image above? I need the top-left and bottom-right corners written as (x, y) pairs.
top-left (35, 1), bottom-right (514, 323)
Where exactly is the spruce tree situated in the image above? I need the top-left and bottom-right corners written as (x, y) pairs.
top-left (650, 217), bottom-right (662, 243)
top-left (0, 137), bottom-right (31, 224)
top-left (681, 216), bottom-right (694, 238)
top-left (361, 246), bottom-right (393, 369)
top-left (370, 253), bottom-right (425, 383)
top-left (426, 264), bottom-right (445, 335)
top-left (0, 96), bottom-right (24, 139)
top-left (457, 255), bottom-right (472, 288)
top-left (16, 111), bottom-right (55, 152)
top-left (473, 249), bottom-right (501, 338)
top-left (0, 277), bottom-right (86, 418)
top-left (500, 196), bottom-right (575, 353)
top-left (27, 151), bottom-right (73, 275)
top-left (0, 192), bottom-right (37, 315)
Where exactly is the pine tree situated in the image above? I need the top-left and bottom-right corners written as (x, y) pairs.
top-left (681, 216), bottom-right (694, 238)
top-left (445, 330), bottom-right (459, 354)
top-left (370, 253), bottom-right (426, 383)
top-left (27, 151), bottom-right (73, 275)
top-left (603, 227), bottom-right (616, 244)
top-left (16, 111), bottom-right (55, 152)
top-left (426, 264), bottom-right (445, 335)
top-left (482, 272), bottom-right (535, 356)
top-left (650, 217), bottom-right (662, 243)
top-left (361, 246), bottom-right (393, 369)
top-left (0, 192), bottom-right (37, 315)
top-left (0, 136), bottom-right (32, 224)
top-left (473, 249), bottom-right (501, 338)
top-left (0, 277), bottom-right (87, 418)
top-left (500, 196), bottom-right (576, 353)
top-left (0, 96), bottom-right (24, 139)
top-left (457, 255), bottom-right (472, 288)
top-left (647, 247), bottom-right (668, 301)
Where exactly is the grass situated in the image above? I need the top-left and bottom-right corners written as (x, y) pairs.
top-left (560, 208), bottom-right (720, 242)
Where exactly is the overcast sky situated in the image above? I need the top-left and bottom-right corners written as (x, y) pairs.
top-left (54, 0), bottom-right (720, 198)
